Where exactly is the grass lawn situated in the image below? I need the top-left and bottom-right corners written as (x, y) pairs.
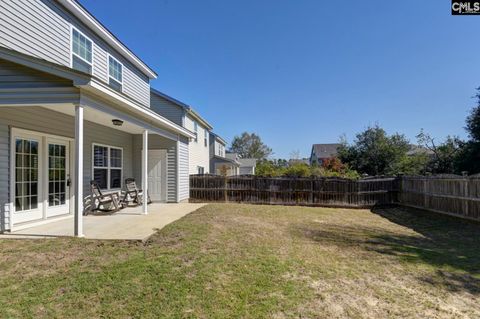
top-left (1, 204), bottom-right (479, 318)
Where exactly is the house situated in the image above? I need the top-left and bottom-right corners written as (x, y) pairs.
top-left (238, 158), bottom-right (257, 175)
top-left (150, 89), bottom-right (213, 174)
top-left (0, 0), bottom-right (195, 235)
top-left (310, 143), bottom-right (342, 166)
top-left (224, 153), bottom-right (242, 176)
top-left (209, 132), bottom-right (240, 175)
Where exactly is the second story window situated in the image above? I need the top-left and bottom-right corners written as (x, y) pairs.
top-left (71, 27), bottom-right (92, 74)
top-left (204, 129), bottom-right (208, 147)
top-left (194, 122), bottom-right (198, 142)
top-left (108, 55), bottom-right (123, 92)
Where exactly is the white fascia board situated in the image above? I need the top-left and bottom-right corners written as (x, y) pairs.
top-left (58, 0), bottom-right (157, 79)
top-left (83, 79), bottom-right (195, 139)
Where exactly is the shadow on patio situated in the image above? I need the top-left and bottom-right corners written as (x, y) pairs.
top-left (1, 203), bottom-right (206, 241)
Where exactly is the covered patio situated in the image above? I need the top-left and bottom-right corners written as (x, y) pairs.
top-left (0, 203), bottom-right (206, 241)
top-left (0, 47), bottom-right (193, 237)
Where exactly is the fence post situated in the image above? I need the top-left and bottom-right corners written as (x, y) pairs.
top-left (423, 177), bottom-right (428, 209)
top-left (464, 177), bottom-right (469, 217)
top-left (397, 175), bottom-right (403, 204)
top-left (310, 176), bottom-right (314, 205)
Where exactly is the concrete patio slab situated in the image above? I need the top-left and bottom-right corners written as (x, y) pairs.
top-left (0, 203), bottom-right (206, 241)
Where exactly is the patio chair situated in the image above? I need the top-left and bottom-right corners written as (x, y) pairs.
top-left (89, 180), bottom-right (124, 214)
top-left (122, 178), bottom-right (152, 206)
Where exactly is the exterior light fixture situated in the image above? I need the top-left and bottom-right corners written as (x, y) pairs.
top-left (112, 119), bottom-right (124, 126)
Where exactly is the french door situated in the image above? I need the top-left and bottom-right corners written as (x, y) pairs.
top-left (13, 134), bottom-right (43, 224)
top-left (12, 129), bottom-right (71, 225)
top-left (46, 139), bottom-right (70, 218)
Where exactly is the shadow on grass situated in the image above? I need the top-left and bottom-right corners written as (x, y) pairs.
top-left (293, 205), bottom-right (480, 294)
top-left (370, 206), bottom-right (480, 272)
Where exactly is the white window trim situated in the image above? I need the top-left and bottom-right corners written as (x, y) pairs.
top-left (70, 25), bottom-right (94, 67)
top-left (107, 53), bottom-right (124, 87)
top-left (92, 143), bottom-right (123, 191)
top-left (193, 122), bottom-right (198, 143)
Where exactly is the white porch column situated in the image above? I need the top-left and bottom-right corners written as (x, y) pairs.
top-left (142, 129), bottom-right (148, 214)
top-left (74, 104), bottom-right (84, 237)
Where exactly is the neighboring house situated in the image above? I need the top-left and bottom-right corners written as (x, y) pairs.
top-left (209, 132), bottom-right (240, 175)
top-left (310, 143), bottom-right (342, 166)
top-left (150, 89), bottom-right (212, 175)
top-left (238, 158), bottom-right (257, 175)
top-left (224, 153), bottom-right (242, 176)
top-left (407, 145), bottom-right (434, 157)
top-left (0, 0), bottom-right (194, 235)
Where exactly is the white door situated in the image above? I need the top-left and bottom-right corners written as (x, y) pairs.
top-left (12, 134), bottom-right (43, 223)
top-left (148, 150), bottom-right (167, 202)
top-left (45, 139), bottom-right (70, 217)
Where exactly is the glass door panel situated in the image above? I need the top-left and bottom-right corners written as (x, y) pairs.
top-left (13, 137), bottom-right (42, 223)
top-left (46, 140), bottom-right (69, 217)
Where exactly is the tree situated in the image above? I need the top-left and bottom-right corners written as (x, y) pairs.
top-left (255, 160), bottom-right (284, 177)
top-left (416, 130), bottom-right (462, 174)
top-left (338, 125), bottom-right (410, 176)
top-left (229, 132), bottom-right (273, 160)
top-left (466, 89), bottom-right (480, 142)
top-left (456, 89), bottom-right (480, 174)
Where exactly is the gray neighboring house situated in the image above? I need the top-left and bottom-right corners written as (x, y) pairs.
top-left (209, 132), bottom-right (239, 175)
top-left (150, 89), bottom-right (213, 174)
top-left (0, 0), bottom-right (194, 235)
top-left (238, 158), bottom-right (257, 175)
top-left (310, 143), bottom-right (342, 166)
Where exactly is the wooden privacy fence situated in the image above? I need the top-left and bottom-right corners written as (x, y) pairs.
top-left (398, 175), bottom-right (480, 221)
top-left (190, 174), bottom-right (480, 221)
top-left (190, 175), bottom-right (399, 208)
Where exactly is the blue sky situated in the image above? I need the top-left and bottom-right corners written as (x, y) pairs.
top-left (80, 0), bottom-right (479, 159)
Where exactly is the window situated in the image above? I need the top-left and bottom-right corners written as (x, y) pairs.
top-left (15, 138), bottom-right (39, 211)
top-left (204, 128), bottom-right (208, 147)
top-left (197, 166), bottom-right (204, 174)
top-left (108, 55), bottom-right (123, 91)
top-left (92, 144), bottom-right (122, 189)
top-left (193, 122), bottom-right (198, 142)
top-left (218, 144), bottom-right (224, 157)
top-left (71, 27), bottom-right (93, 73)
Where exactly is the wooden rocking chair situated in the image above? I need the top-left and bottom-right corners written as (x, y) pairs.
top-left (122, 178), bottom-right (152, 206)
top-left (89, 180), bottom-right (124, 214)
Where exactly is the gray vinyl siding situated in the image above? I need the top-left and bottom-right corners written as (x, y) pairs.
top-left (0, 106), bottom-right (135, 230)
top-left (0, 0), bottom-right (70, 67)
top-left (150, 93), bottom-right (185, 126)
top-left (132, 134), bottom-right (177, 203)
top-left (0, 58), bottom-right (72, 88)
top-left (178, 136), bottom-right (189, 201)
top-left (0, 0), bottom-right (151, 106)
top-left (0, 122), bottom-right (10, 231)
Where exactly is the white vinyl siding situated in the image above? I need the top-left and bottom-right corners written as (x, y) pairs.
top-left (184, 115), bottom-right (210, 174)
top-left (177, 137), bottom-right (189, 201)
top-left (0, 0), bottom-right (151, 106)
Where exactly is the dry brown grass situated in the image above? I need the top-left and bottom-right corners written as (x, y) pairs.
top-left (0, 204), bottom-right (479, 318)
